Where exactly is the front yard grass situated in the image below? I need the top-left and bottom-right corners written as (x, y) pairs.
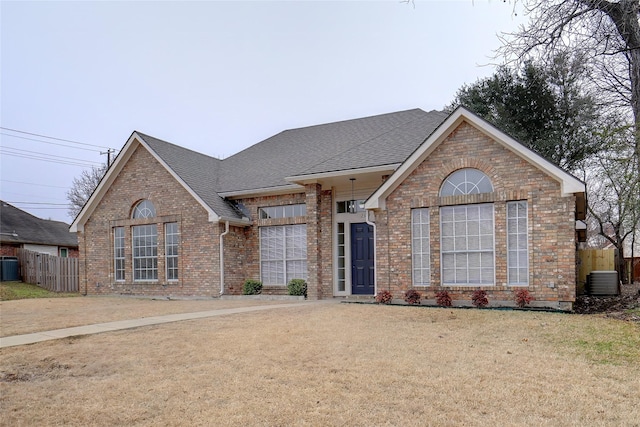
top-left (1, 301), bottom-right (638, 426)
top-left (0, 281), bottom-right (78, 301)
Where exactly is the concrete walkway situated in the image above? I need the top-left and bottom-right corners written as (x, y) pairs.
top-left (0, 301), bottom-right (331, 349)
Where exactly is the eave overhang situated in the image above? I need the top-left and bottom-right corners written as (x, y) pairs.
top-left (70, 132), bottom-right (229, 232)
top-left (365, 107), bottom-right (586, 211)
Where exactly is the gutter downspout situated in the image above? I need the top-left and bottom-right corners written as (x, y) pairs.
top-left (219, 221), bottom-right (229, 296)
top-left (365, 210), bottom-right (377, 295)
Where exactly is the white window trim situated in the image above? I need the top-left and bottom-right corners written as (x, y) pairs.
top-left (411, 208), bottom-right (430, 286)
top-left (165, 222), bottom-right (179, 282)
top-left (132, 224), bottom-right (158, 282)
top-left (507, 201), bottom-right (529, 286)
top-left (440, 203), bottom-right (496, 287)
top-left (114, 227), bottom-right (125, 282)
top-left (259, 224), bottom-right (307, 286)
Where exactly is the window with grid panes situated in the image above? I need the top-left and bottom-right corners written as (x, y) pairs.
top-left (260, 224), bottom-right (307, 285)
top-left (507, 201), bottom-right (529, 285)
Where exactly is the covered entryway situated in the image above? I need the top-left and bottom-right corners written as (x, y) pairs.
top-left (350, 222), bottom-right (374, 295)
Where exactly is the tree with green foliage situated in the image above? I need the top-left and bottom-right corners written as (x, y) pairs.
top-left (448, 56), bottom-right (601, 171)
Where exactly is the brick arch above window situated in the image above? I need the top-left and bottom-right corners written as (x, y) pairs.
top-left (440, 168), bottom-right (494, 197)
top-left (132, 199), bottom-right (156, 219)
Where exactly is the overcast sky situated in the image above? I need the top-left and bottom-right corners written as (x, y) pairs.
top-left (0, 0), bottom-right (526, 223)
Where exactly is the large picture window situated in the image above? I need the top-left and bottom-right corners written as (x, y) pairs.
top-left (133, 224), bottom-right (158, 281)
top-left (440, 204), bottom-right (494, 285)
top-left (411, 208), bottom-right (430, 286)
top-left (165, 222), bottom-right (179, 281)
top-left (114, 227), bottom-right (125, 281)
top-left (507, 201), bottom-right (529, 285)
top-left (260, 224), bottom-right (307, 285)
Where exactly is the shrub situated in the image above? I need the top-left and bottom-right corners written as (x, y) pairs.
top-left (404, 289), bottom-right (422, 305)
top-left (375, 290), bottom-right (393, 304)
top-left (242, 279), bottom-right (262, 295)
top-left (287, 279), bottom-right (307, 297)
top-left (471, 289), bottom-right (489, 308)
top-left (435, 290), bottom-right (452, 307)
top-left (514, 289), bottom-right (534, 308)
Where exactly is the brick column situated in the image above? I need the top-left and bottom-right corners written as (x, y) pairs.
top-left (306, 184), bottom-right (322, 300)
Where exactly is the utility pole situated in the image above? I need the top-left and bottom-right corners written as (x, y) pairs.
top-left (100, 148), bottom-right (115, 167)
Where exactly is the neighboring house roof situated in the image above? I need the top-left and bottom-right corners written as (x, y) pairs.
top-left (0, 201), bottom-right (78, 248)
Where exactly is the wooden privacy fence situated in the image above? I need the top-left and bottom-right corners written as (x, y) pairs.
top-left (577, 249), bottom-right (616, 288)
top-left (17, 249), bottom-right (79, 293)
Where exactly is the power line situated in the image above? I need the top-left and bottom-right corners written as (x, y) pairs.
top-left (0, 132), bottom-right (105, 153)
top-left (0, 126), bottom-right (112, 150)
top-left (0, 146), bottom-right (103, 164)
top-left (0, 149), bottom-right (101, 168)
top-left (0, 179), bottom-right (68, 189)
top-left (6, 201), bottom-right (68, 206)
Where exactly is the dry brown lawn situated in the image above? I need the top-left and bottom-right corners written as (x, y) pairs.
top-left (1, 299), bottom-right (639, 426)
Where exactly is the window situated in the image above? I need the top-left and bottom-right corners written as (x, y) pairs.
top-left (59, 248), bottom-right (68, 258)
top-left (114, 227), bottom-right (125, 281)
top-left (440, 168), bottom-right (493, 197)
top-left (412, 208), bottom-right (430, 286)
top-left (336, 200), bottom-right (366, 213)
top-left (132, 224), bottom-right (157, 281)
top-left (440, 204), bottom-right (494, 285)
top-left (132, 200), bottom-right (156, 219)
top-left (260, 224), bottom-right (307, 285)
top-left (259, 204), bottom-right (306, 219)
top-left (337, 223), bottom-right (346, 292)
top-left (165, 223), bottom-right (179, 281)
top-left (507, 201), bottom-right (529, 285)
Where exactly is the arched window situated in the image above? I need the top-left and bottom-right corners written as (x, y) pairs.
top-left (132, 200), bottom-right (156, 219)
top-left (440, 168), bottom-right (493, 197)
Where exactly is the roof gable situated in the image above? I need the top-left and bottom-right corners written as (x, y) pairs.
top-left (365, 107), bottom-right (586, 210)
top-left (70, 132), bottom-right (249, 232)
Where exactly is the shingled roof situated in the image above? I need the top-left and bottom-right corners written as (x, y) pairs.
top-left (139, 108), bottom-right (447, 196)
top-left (72, 108), bottom-right (450, 228)
top-left (0, 201), bottom-right (78, 247)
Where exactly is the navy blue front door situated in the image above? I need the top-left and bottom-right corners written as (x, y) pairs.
top-left (351, 223), bottom-right (374, 295)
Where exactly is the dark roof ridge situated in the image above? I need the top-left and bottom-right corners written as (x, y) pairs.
top-left (135, 131), bottom-right (223, 162)
top-left (299, 109), bottom-right (442, 174)
top-left (279, 108), bottom-right (426, 134)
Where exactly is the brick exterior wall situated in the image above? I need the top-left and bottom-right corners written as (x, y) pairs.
top-left (223, 189), bottom-right (333, 299)
top-left (377, 122), bottom-right (577, 309)
top-left (80, 145), bottom-right (221, 297)
top-left (1, 245), bottom-right (18, 257)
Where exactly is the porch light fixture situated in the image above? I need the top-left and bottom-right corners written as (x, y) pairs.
top-left (349, 178), bottom-right (357, 214)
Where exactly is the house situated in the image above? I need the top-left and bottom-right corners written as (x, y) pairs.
top-left (0, 201), bottom-right (78, 257)
top-left (70, 107), bottom-right (586, 310)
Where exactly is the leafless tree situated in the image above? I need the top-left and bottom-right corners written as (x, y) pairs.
top-left (498, 0), bottom-right (639, 155)
top-left (66, 164), bottom-right (106, 219)
top-left (584, 125), bottom-right (640, 282)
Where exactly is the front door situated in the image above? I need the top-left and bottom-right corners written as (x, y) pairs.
top-left (351, 222), bottom-right (374, 295)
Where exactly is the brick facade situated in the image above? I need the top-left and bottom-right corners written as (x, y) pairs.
top-left (376, 122), bottom-right (577, 309)
top-left (77, 117), bottom-right (579, 307)
top-left (80, 145), bottom-right (222, 297)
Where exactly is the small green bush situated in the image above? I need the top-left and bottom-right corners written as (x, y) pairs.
top-left (242, 279), bottom-right (262, 295)
top-left (404, 289), bottom-right (422, 305)
top-left (375, 290), bottom-right (393, 304)
top-left (287, 279), bottom-right (307, 297)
